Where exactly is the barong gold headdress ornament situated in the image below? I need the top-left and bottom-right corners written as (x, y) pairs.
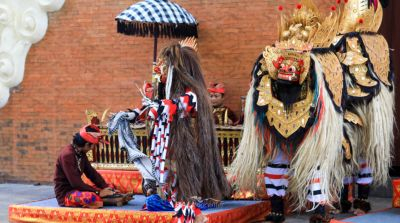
top-left (263, 0), bottom-right (340, 84)
top-left (338, 0), bottom-right (383, 33)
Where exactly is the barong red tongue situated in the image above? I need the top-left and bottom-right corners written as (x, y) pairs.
top-left (79, 124), bottom-right (109, 145)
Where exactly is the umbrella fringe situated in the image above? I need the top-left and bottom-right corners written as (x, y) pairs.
top-left (116, 20), bottom-right (198, 38)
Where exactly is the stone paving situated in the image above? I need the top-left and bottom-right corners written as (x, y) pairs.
top-left (0, 183), bottom-right (54, 223)
top-left (0, 183), bottom-right (393, 223)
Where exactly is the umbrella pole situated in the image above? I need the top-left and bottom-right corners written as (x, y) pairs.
top-left (151, 31), bottom-right (159, 100)
top-left (153, 33), bottom-right (158, 64)
top-left (147, 33), bottom-right (159, 137)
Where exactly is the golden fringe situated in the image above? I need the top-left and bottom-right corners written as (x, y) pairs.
top-left (228, 84), bottom-right (264, 194)
top-left (288, 54), bottom-right (345, 210)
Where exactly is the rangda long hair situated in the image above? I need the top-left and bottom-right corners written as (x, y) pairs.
top-left (159, 43), bottom-right (231, 200)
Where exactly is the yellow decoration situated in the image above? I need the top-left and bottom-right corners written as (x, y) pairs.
top-left (314, 52), bottom-right (344, 108)
top-left (338, 0), bottom-right (383, 34)
top-left (361, 34), bottom-right (391, 86)
top-left (342, 138), bottom-right (352, 160)
top-left (340, 37), bottom-right (378, 88)
top-left (344, 111), bottom-right (363, 126)
top-left (266, 89), bottom-right (313, 138)
top-left (256, 75), bottom-right (272, 106)
top-left (347, 86), bottom-right (370, 98)
top-left (85, 110), bottom-right (98, 124)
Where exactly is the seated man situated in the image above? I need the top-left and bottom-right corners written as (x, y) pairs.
top-left (54, 124), bottom-right (115, 208)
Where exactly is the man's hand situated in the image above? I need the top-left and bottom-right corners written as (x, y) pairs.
top-left (141, 97), bottom-right (153, 107)
top-left (125, 109), bottom-right (140, 121)
top-left (99, 188), bottom-right (114, 198)
top-left (108, 112), bottom-right (116, 118)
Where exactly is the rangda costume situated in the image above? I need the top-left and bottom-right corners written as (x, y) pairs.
top-left (114, 39), bottom-right (231, 222)
top-left (230, 0), bottom-right (394, 222)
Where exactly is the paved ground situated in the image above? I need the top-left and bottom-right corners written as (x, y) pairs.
top-left (284, 197), bottom-right (392, 223)
top-left (0, 183), bottom-right (55, 223)
top-left (0, 183), bottom-right (393, 223)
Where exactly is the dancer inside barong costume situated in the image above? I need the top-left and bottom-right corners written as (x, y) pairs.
top-left (54, 124), bottom-right (117, 208)
top-left (230, 0), bottom-right (395, 222)
top-left (115, 38), bottom-right (231, 223)
top-left (332, 0), bottom-right (394, 216)
top-left (230, 1), bottom-right (348, 222)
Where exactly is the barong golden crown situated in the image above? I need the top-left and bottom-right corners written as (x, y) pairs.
top-left (263, 0), bottom-right (340, 85)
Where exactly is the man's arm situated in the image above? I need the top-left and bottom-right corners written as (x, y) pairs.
top-left (60, 152), bottom-right (98, 192)
top-left (82, 155), bottom-right (108, 189)
top-left (147, 91), bottom-right (197, 121)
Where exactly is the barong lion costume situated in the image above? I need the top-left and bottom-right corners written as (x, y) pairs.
top-left (230, 0), bottom-right (394, 222)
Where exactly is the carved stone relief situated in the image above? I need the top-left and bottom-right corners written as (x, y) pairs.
top-left (0, 0), bottom-right (65, 108)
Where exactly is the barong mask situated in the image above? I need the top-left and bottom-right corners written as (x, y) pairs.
top-left (263, 45), bottom-right (311, 85)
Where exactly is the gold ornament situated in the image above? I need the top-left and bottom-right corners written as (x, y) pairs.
top-left (314, 52), bottom-right (344, 108)
top-left (256, 75), bottom-right (272, 106)
top-left (347, 85), bottom-right (370, 98)
top-left (85, 110), bottom-right (98, 124)
top-left (338, 0), bottom-right (383, 34)
top-left (342, 138), bottom-right (352, 160)
top-left (266, 88), bottom-right (313, 138)
top-left (338, 37), bottom-right (378, 89)
top-left (344, 111), bottom-right (364, 126)
top-left (278, 0), bottom-right (339, 48)
top-left (361, 34), bottom-right (391, 86)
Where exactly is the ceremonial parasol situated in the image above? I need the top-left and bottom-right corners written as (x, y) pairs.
top-left (115, 0), bottom-right (198, 64)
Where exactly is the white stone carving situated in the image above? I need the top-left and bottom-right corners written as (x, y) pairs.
top-left (0, 0), bottom-right (64, 108)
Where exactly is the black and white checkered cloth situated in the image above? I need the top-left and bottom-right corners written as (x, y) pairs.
top-left (116, 0), bottom-right (197, 25)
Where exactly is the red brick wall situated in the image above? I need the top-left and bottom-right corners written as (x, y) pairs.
top-left (0, 0), bottom-right (393, 183)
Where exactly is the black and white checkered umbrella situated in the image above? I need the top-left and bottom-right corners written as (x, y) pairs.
top-left (116, 0), bottom-right (198, 38)
top-left (115, 0), bottom-right (199, 99)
